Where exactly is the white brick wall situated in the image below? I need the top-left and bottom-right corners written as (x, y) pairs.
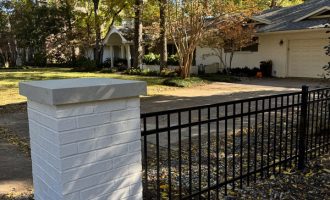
top-left (28, 97), bottom-right (142, 200)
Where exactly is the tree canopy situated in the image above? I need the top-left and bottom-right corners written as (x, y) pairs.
top-left (0, 0), bottom-right (305, 69)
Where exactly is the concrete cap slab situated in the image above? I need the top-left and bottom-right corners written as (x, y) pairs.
top-left (19, 78), bottom-right (147, 105)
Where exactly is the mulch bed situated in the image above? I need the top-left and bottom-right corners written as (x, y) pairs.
top-left (234, 153), bottom-right (330, 200)
top-left (0, 155), bottom-right (328, 200)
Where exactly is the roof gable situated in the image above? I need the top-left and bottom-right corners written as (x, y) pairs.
top-left (254, 0), bottom-right (330, 33)
top-left (294, 6), bottom-right (330, 22)
top-left (250, 16), bottom-right (271, 25)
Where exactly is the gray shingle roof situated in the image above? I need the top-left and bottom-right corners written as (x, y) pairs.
top-left (255, 0), bottom-right (330, 33)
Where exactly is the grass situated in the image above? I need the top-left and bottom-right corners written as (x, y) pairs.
top-left (162, 77), bottom-right (207, 87)
top-left (162, 74), bottom-right (240, 87)
top-left (0, 68), bottom-right (239, 106)
top-left (0, 68), bottom-right (165, 105)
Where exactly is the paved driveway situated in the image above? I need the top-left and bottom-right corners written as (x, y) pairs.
top-left (141, 78), bottom-right (328, 113)
top-left (0, 78), bottom-right (328, 195)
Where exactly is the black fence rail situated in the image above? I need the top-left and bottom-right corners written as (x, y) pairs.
top-left (140, 86), bottom-right (330, 199)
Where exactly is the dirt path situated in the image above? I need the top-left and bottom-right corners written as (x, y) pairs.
top-left (0, 137), bottom-right (33, 196)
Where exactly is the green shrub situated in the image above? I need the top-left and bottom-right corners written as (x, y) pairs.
top-left (33, 52), bottom-right (47, 67)
top-left (125, 68), bottom-right (159, 76)
top-left (221, 67), bottom-right (259, 77)
top-left (124, 68), bottom-right (142, 75)
top-left (114, 58), bottom-right (128, 69)
top-left (98, 58), bottom-right (128, 70)
top-left (162, 77), bottom-right (206, 87)
top-left (70, 57), bottom-right (97, 72)
top-left (100, 67), bottom-right (118, 73)
top-left (142, 69), bottom-right (159, 76)
top-left (143, 53), bottom-right (160, 65)
top-left (0, 66), bottom-right (26, 70)
top-left (99, 58), bottom-right (112, 68)
top-left (71, 66), bottom-right (98, 72)
top-left (167, 54), bottom-right (180, 66)
top-left (160, 68), bottom-right (178, 77)
top-left (71, 57), bottom-right (96, 67)
top-left (199, 74), bottom-right (240, 82)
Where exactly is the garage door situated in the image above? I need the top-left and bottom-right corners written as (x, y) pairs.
top-left (288, 39), bottom-right (329, 78)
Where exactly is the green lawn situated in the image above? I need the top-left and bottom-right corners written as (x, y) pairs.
top-left (0, 68), bottom-right (239, 106)
top-left (0, 68), bottom-right (169, 106)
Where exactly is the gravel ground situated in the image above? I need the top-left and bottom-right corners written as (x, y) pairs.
top-left (142, 112), bottom-right (329, 199)
top-left (234, 153), bottom-right (330, 200)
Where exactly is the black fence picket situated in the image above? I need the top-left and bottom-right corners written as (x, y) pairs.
top-left (141, 86), bottom-right (330, 199)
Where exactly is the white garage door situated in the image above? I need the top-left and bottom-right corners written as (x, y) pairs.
top-left (288, 39), bottom-right (329, 78)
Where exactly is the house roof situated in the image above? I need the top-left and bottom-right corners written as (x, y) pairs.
top-left (102, 26), bottom-right (154, 45)
top-left (254, 0), bottom-right (330, 33)
top-left (116, 27), bottom-right (135, 41)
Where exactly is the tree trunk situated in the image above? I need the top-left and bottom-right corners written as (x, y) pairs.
top-left (215, 48), bottom-right (226, 72)
top-left (21, 48), bottom-right (27, 65)
top-left (270, 0), bottom-right (277, 8)
top-left (93, 0), bottom-right (102, 66)
top-left (68, 13), bottom-right (76, 63)
top-left (133, 0), bottom-right (143, 69)
top-left (65, 0), bottom-right (76, 63)
top-left (159, 0), bottom-right (167, 70)
top-left (229, 51), bottom-right (234, 69)
top-left (180, 51), bottom-right (193, 78)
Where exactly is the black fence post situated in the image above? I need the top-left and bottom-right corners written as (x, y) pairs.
top-left (298, 85), bottom-right (309, 170)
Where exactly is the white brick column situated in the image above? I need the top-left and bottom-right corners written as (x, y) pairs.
top-left (19, 78), bottom-right (146, 200)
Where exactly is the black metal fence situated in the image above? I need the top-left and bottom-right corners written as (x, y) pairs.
top-left (140, 86), bottom-right (330, 199)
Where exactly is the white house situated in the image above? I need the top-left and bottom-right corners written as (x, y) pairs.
top-left (85, 23), bottom-right (134, 68)
top-left (196, 0), bottom-right (330, 78)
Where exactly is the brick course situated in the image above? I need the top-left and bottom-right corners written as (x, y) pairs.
top-left (27, 97), bottom-right (142, 200)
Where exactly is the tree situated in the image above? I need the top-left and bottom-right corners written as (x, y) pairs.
top-left (61, 0), bottom-right (77, 63)
top-left (201, 14), bottom-right (255, 72)
top-left (323, 27), bottom-right (330, 78)
top-left (167, 0), bottom-right (204, 78)
top-left (270, 0), bottom-right (277, 7)
top-left (266, 0), bottom-right (303, 8)
top-left (2, 0), bottom-right (134, 67)
top-left (8, 0), bottom-right (66, 66)
top-left (133, 0), bottom-right (143, 68)
top-left (0, 0), bottom-right (17, 67)
top-left (167, 0), bottom-right (255, 78)
top-left (92, 0), bottom-right (102, 65)
top-left (141, 0), bottom-right (165, 56)
top-left (76, 0), bottom-right (133, 65)
top-left (159, 0), bottom-right (167, 70)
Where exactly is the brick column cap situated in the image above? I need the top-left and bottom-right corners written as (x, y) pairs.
top-left (19, 78), bottom-right (147, 105)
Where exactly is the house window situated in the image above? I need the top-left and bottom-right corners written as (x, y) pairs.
top-left (241, 42), bottom-right (259, 52)
top-left (241, 37), bottom-right (259, 52)
top-left (224, 37), bottom-right (259, 53)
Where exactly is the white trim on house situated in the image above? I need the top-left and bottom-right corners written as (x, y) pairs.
top-left (89, 26), bottom-right (133, 68)
top-left (293, 6), bottom-right (330, 22)
top-left (102, 26), bottom-right (130, 45)
top-left (256, 27), bottom-right (330, 35)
